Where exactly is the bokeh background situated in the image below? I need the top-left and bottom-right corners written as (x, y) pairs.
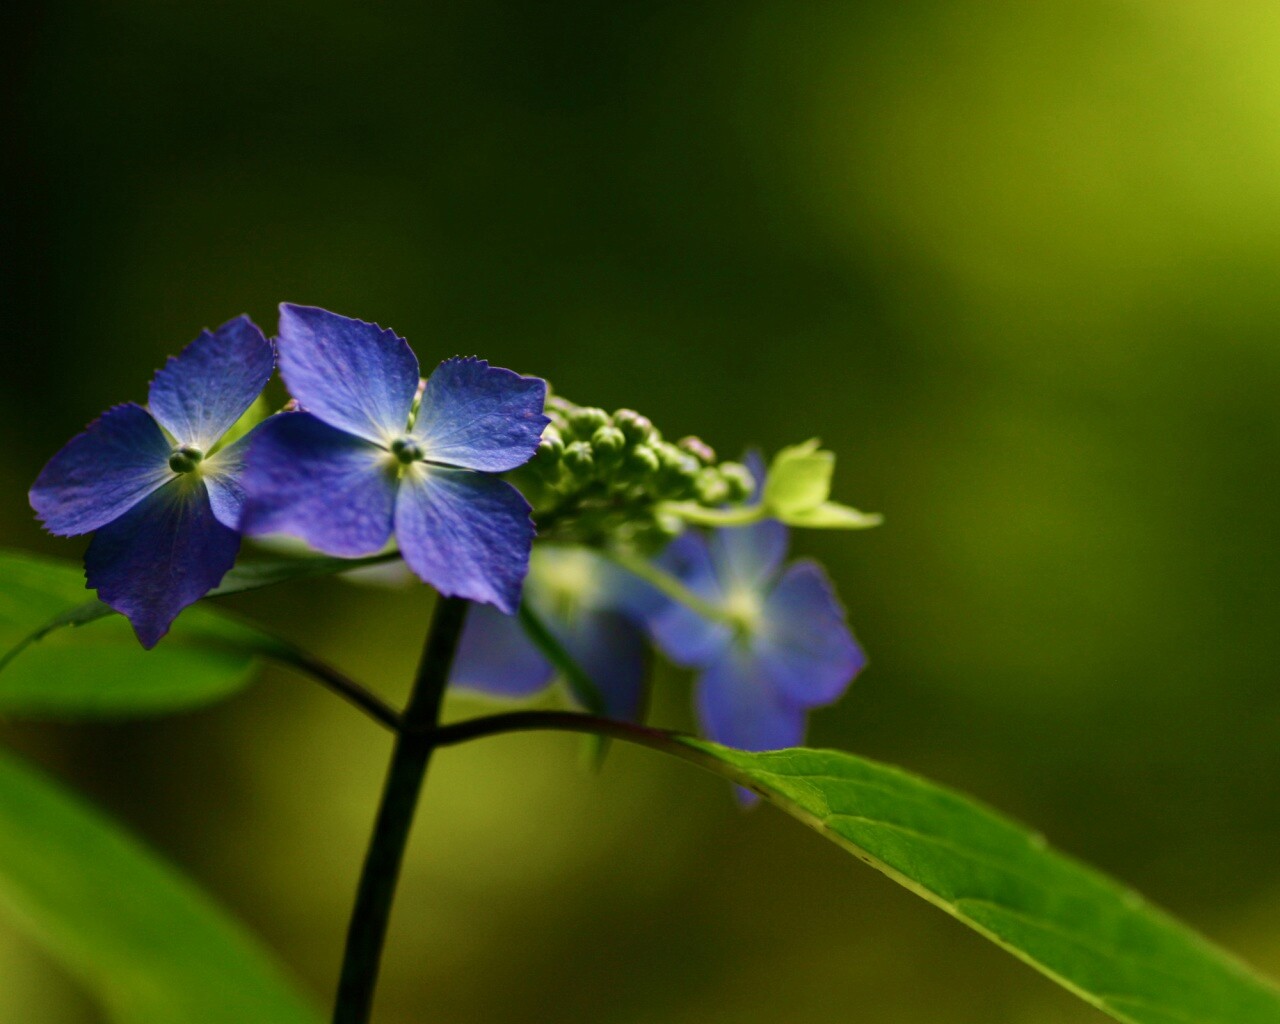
top-left (6, 1), bottom-right (1280, 1020)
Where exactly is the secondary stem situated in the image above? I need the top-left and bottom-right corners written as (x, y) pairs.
top-left (603, 548), bottom-right (731, 624)
top-left (271, 645), bottom-right (400, 732)
top-left (331, 596), bottom-right (469, 1024)
top-left (429, 708), bottom-right (677, 749)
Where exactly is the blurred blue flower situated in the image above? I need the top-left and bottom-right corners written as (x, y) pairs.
top-left (650, 519), bottom-right (865, 752)
top-left (451, 544), bottom-right (660, 718)
top-left (29, 316), bottom-right (274, 647)
top-left (241, 304), bottom-right (547, 613)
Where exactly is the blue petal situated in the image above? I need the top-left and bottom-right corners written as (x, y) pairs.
top-left (84, 478), bottom-right (240, 648)
top-left (394, 467), bottom-right (534, 613)
top-left (452, 603), bottom-right (554, 697)
top-left (201, 431), bottom-right (254, 530)
top-left (743, 449), bottom-right (767, 503)
top-left (29, 403), bottom-right (173, 537)
top-left (240, 412), bottom-right (397, 556)
top-left (694, 648), bottom-right (807, 751)
top-left (756, 560), bottom-right (866, 707)
top-left (709, 518), bottom-right (788, 592)
top-left (276, 304), bottom-right (419, 444)
top-left (556, 611), bottom-right (648, 719)
top-left (591, 555), bottom-right (667, 623)
top-left (648, 533), bottom-right (732, 667)
top-left (411, 358), bottom-right (548, 471)
top-left (148, 316), bottom-right (274, 450)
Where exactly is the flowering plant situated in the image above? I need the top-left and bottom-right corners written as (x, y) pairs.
top-left (1, 307), bottom-right (1277, 1023)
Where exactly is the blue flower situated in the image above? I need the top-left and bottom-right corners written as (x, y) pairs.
top-left (241, 304), bottom-right (548, 613)
top-left (451, 545), bottom-right (660, 718)
top-left (29, 316), bottom-right (275, 648)
top-left (650, 519), bottom-right (866, 752)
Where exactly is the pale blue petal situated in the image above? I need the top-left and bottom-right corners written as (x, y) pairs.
top-left (709, 518), bottom-right (788, 592)
top-left (85, 479), bottom-right (240, 648)
top-left (147, 315), bottom-right (274, 450)
top-left (412, 357), bottom-right (548, 471)
top-left (743, 449), bottom-right (767, 504)
top-left (452, 603), bottom-right (554, 697)
top-left (648, 533), bottom-right (731, 667)
top-left (592, 556), bottom-right (667, 623)
top-left (201, 431), bottom-right (254, 530)
top-left (694, 649), bottom-right (807, 752)
top-left (557, 611), bottom-right (648, 719)
top-left (276, 304), bottom-right (419, 444)
top-left (29, 404), bottom-right (173, 537)
top-left (394, 467), bottom-right (534, 613)
top-left (240, 412), bottom-right (396, 556)
top-left (756, 560), bottom-right (866, 707)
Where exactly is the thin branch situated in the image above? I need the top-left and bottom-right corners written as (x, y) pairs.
top-left (269, 646), bottom-right (401, 733)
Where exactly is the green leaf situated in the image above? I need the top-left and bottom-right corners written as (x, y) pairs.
top-left (213, 549), bottom-right (401, 596)
top-left (434, 711), bottom-right (1280, 1021)
top-left (0, 549), bottom-right (398, 717)
top-left (678, 740), bottom-right (1280, 1024)
top-left (0, 743), bottom-right (320, 1023)
top-left (0, 553), bottom-right (266, 716)
top-left (762, 439), bottom-right (833, 515)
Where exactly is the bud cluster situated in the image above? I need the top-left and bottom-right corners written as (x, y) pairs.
top-left (512, 394), bottom-right (754, 549)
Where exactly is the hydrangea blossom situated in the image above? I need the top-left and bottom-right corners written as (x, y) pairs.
top-left (29, 316), bottom-right (274, 647)
top-left (451, 545), bottom-right (659, 718)
top-left (241, 304), bottom-right (547, 613)
top-left (650, 518), bottom-right (865, 752)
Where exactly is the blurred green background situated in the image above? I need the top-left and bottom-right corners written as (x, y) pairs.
top-left (6, 1), bottom-right (1280, 1020)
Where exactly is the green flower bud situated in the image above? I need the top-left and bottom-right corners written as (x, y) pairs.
top-left (591, 424), bottom-right (627, 467)
top-left (568, 406), bottom-right (610, 438)
top-left (530, 429), bottom-right (564, 481)
top-left (538, 425), bottom-right (565, 460)
top-left (625, 443), bottom-right (661, 479)
top-left (545, 408), bottom-right (570, 434)
top-left (656, 443), bottom-right (701, 498)
top-left (613, 408), bottom-right (655, 445)
top-left (718, 461), bottom-right (755, 503)
top-left (562, 440), bottom-right (595, 479)
top-left (677, 435), bottom-right (716, 465)
top-left (694, 467), bottom-right (730, 506)
top-left (653, 511), bottom-right (685, 541)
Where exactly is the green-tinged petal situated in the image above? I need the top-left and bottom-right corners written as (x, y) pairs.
top-left (762, 439), bottom-right (833, 516)
top-left (776, 500), bottom-right (883, 529)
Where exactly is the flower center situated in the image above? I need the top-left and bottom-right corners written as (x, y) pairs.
top-left (532, 547), bottom-right (601, 621)
top-left (390, 437), bottom-right (425, 465)
top-left (723, 587), bottom-right (763, 635)
top-left (168, 445), bottom-right (204, 474)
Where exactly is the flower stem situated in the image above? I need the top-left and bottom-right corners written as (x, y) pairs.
top-left (331, 596), bottom-right (470, 1024)
top-left (428, 708), bottom-right (675, 749)
top-left (268, 643), bottom-right (401, 732)
top-left (603, 548), bottom-right (732, 624)
top-left (656, 500), bottom-right (764, 528)
top-left (424, 710), bottom-right (735, 786)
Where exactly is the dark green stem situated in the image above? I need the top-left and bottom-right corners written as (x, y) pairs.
top-left (427, 708), bottom-right (673, 748)
top-left (331, 596), bottom-right (469, 1024)
top-left (269, 645), bottom-right (401, 732)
